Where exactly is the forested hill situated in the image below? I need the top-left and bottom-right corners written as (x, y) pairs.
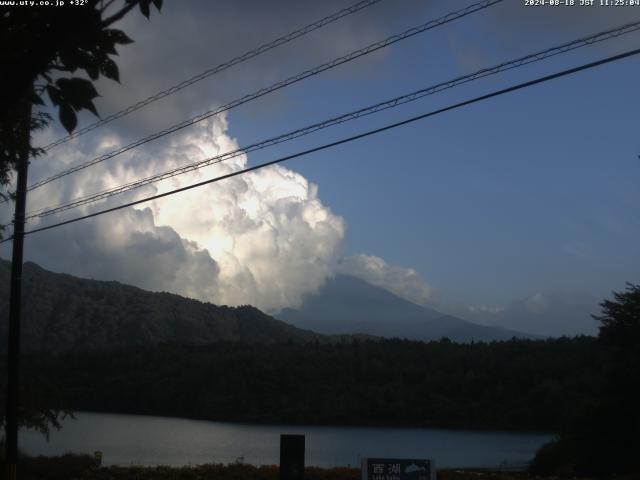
top-left (0, 260), bottom-right (334, 351)
top-left (15, 337), bottom-right (600, 431)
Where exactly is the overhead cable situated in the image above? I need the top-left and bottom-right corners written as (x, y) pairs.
top-left (2, 46), bottom-right (637, 243)
top-left (39, 0), bottom-right (388, 151)
top-left (24, 19), bottom-right (640, 220)
top-left (24, 0), bottom-right (503, 193)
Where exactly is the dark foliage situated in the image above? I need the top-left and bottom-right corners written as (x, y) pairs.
top-left (0, 0), bottom-right (161, 436)
top-left (530, 283), bottom-right (640, 477)
top-left (3, 337), bottom-right (600, 431)
top-left (594, 283), bottom-right (640, 349)
top-left (0, 0), bottom-right (162, 196)
top-left (0, 449), bottom-right (100, 480)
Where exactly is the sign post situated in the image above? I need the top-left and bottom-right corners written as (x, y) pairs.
top-left (361, 458), bottom-right (436, 480)
top-left (280, 434), bottom-right (305, 480)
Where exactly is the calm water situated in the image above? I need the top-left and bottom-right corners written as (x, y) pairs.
top-left (20, 412), bottom-right (553, 469)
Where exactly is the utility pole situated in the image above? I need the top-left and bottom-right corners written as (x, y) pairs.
top-left (5, 98), bottom-right (32, 480)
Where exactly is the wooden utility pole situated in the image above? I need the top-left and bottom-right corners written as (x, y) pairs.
top-left (5, 98), bottom-right (32, 480)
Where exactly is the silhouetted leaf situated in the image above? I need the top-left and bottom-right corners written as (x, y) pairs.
top-left (59, 49), bottom-right (81, 72)
top-left (53, 78), bottom-right (100, 120)
top-left (67, 49), bottom-right (98, 75)
top-left (31, 92), bottom-right (45, 106)
top-left (104, 29), bottom-right (133, 45)
top-left (139, 0), bottom-right (150, 19)
top-left (56, 78), bottom-right (99, 109)
top-left (99, 39), bottom-right (118, 55)
top-left (100, 57), bottom-right (119, 82)
top-left (83, 99), bottom-right (99, 118)
top-left (46, 85), bottom-right (63, 106)
top-left (58, 103), bottom-right (77, 133)
top-left (86, 63), bottom-right (100, 80)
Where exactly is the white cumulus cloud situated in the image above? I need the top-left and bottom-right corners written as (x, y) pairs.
top-left (337, 253), bottom-right (432, 306)
top-left (5, 114), bottom-right (344, 313)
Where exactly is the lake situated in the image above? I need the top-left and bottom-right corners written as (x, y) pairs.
top-left (20, 412), bottom-right (554, 469)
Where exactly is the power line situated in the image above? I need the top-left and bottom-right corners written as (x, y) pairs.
top-left (3, 46), bottom-right (637, 244)
top-left (39, 0), bottom-right (387, 152)
top-left (23, 19), bottom-right (640, 221)
top-left (27, 0), bottom-right (502, 191)
top-left (23, 0), bottom-right (503, 194)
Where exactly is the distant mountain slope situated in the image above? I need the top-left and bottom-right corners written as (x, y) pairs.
top-left (0, 260), bottom-right (331, 351)
top-left (279, 275), bottom-right (536, 342)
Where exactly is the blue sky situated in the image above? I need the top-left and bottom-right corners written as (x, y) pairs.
top-left (2, 0), bottom-right (639, 335)
top-left (227, 1), bottom-right (640, 306)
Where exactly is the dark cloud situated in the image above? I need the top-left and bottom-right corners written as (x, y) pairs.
top-left (83, 0), bottom-right (419, 140)
top-left (9, 207), bottom-right (222, 302)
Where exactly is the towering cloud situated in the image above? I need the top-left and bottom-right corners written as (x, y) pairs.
top-left (0, 0), bottom-right (411, 312)
top-left (5, 115), bottom-right (344, 313)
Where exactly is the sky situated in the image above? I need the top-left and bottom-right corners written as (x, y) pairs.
top-left (2, 0), bottom-right (640, 336)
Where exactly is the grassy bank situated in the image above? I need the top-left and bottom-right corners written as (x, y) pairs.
top-left (1, 453), bottom-right (607, 480)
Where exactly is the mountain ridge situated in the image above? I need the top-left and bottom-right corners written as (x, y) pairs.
top-left (0, 260), bottom-right (534, 351)
top-left (0, 259), bottom-right (337, 351)
top-left (279, 274), bottom-right (537, 342)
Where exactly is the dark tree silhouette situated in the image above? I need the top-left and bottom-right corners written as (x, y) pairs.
top-left (0, 0), bottom-right (162, 196)
top-left (591, 283), bottom-right (640, 475)
top-left (531, 283), bottom-right (640, 477)
top-left (0, 2), bottom-right (162, 474)
top-left (594, 282), bottom-right (640, 348)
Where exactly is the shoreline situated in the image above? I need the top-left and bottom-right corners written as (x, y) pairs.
top-left (62, 409), bottom-right (559, 436)
top-left (3, 454), bottom-right (595, 480)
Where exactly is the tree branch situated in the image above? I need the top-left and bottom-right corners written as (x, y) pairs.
top-left (101, 1), bottom-right (137, 27)
top-left (100, 0), bottom-right (118, 14)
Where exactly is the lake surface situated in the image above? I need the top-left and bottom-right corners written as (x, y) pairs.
top-left (20, 412), bottom-right (554, 469)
